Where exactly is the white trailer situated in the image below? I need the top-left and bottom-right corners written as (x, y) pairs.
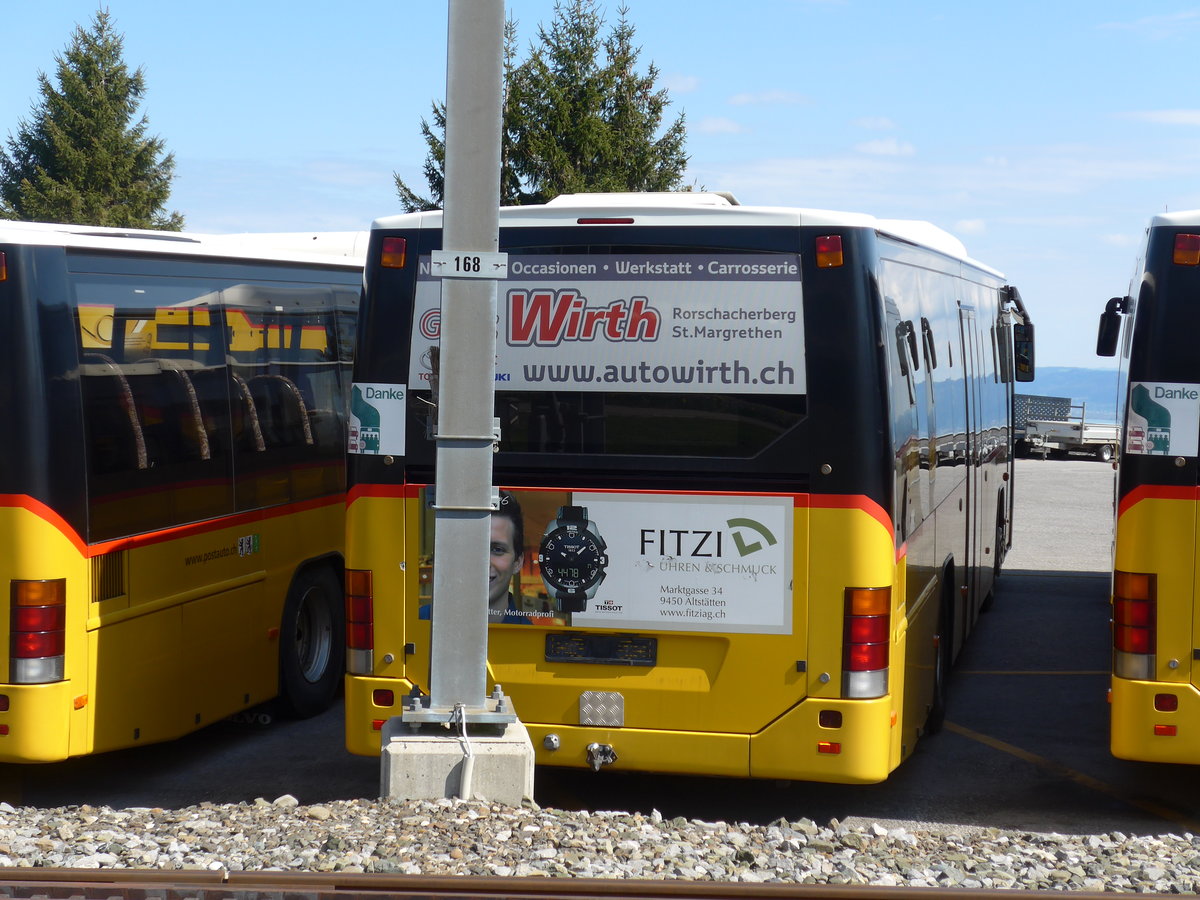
top-left (1018, 401), bottom-right (1120, 461)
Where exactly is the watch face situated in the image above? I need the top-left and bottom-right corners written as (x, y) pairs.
top-left (539, 526), bottom-right (608, 593)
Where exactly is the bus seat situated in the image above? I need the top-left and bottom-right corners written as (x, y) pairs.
top-left (249, 375), bottom-right (314, 448)
top-left (231, 373), bottom-right (265, 452)
top-left (154, 363), bottom-right (211, 461)
top-left (82, 353), bottom-right (148, 471)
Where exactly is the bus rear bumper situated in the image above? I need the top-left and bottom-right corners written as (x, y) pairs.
top-left (1111, 677), bottom-right (1200, 764)
top-left (0, 680), bottom-right (74, 763)
top-left (750, 694), bottom-right (895, 784)
top-left (348, 676), bottom-right (896, 784)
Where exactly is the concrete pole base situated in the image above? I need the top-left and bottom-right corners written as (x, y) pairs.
top-left (380, 719), bottom-right (535, 807)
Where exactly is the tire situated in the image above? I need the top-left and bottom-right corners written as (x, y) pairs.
top-left (1096, 444), bottom-right (1113, 462)
top-left (926, 586), bottom-right (953, 735)
top-left (277, 565), bottom-right (345, 718)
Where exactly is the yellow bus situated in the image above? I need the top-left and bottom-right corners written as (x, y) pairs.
top-left (0, 221), bottom-right (363, 762)
top-left (345, 192), bottom-right (1034, 784)
top-left (1098, 210), bottom-right (1200, 763)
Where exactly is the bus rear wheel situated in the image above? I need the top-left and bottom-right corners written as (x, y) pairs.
top-left (926, 586), bottom-right (953, 735)
top-left (277, 565), bottom-right (345, 718)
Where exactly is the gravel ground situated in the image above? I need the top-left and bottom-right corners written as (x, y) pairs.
top-left (0, 795), bottom-right (1197, 891)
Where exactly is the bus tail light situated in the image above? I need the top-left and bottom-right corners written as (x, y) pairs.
top-left (843, 586), bottom-right (889, 698)
top-left (0, 251), bottom-right (7, 282)
top-left (1174, 234), bottom-right (1200, 266)
top-left (1113, 569), bottom-right (1156, 680)
top-left (816, 235), bottom-right (844, 268)
top-left (345, 569), bottom-right (375, 675)
top-left (380, 237), bottom-right (407, 269)
top-left (10, 579), bottom-right (66, 684)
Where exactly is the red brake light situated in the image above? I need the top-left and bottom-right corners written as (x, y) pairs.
top-left (10, 579), bottom-right (66, 683)
top-left (1155, 693), bottom-right (1179, 712)
top-left (1113, 570), bottom-right (1156, 655)
top-left (0, 251), bottom-right (7, 282)
top-left (576, 217), bottom-right (635, 225)
top-left (843, 587), bottom-right (890, 673)
top-left (816, 235), bottom-right (844, 268)
top-left (380, 237), bottom-right (407, 269)
top-left (1174, 233), bottom-right (1200, 266)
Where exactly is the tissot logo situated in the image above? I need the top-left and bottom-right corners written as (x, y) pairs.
top-left (638, 518), bottom-right (777, 559)
top-left (507, 289), bottom-right (661, 346)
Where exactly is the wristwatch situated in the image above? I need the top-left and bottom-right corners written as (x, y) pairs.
top-left (538, 505), bottom-right (609, 612)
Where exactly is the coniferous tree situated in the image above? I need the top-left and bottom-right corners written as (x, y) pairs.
top-left (0, 9), bottom-right (183, 229)
top-left (395, 1), bottom-right (687, 211)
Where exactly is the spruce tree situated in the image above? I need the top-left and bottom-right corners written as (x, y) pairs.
top-left (0, 9), bottom-right (183, 229)
top-left (395, 1), bottom-right (688, 211)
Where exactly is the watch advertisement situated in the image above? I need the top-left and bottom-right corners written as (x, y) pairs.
top-left (417, 487), bottom-right (793, 634)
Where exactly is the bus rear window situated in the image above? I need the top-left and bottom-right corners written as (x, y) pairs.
top-left (411, 249), bottom-right (806, 458)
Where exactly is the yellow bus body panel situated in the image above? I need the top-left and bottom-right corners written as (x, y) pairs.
top-left (1111, 492), bottom-right (1200, 763)
top-left (345, 491), bottom-right (918, 784)
top-left (1111, 677), bottom-right (1200, 763)
top-left (0, 505), bottom-right (90, 762)
top-left (0, 498), bottom-right (343, 763)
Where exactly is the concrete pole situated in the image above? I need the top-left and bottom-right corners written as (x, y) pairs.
top-left (428, 0), bottom-right (506, 713)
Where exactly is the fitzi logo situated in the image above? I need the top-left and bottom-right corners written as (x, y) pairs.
top-left (638, 519), bottom-right (778, 559)
top-left (726, 518), bottom-right (778, 557)
top-left (507, 289), bottom-right (661, 346)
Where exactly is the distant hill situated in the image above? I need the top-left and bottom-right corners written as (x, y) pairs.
top-left (1020, 367), bottom-right (1122, 423)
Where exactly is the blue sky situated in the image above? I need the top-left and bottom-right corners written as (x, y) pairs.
top-left (5, 2), bottom-right (1200, 369)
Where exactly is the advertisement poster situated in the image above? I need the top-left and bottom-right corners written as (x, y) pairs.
top-left (419, 488), bottom-right (794, 635)
top-left (408, 253), bottom-right (805, 396)
top-left (1125, 382), bottom-right (1200, 457)
top-left (348, 382), bottom-right (406, 455)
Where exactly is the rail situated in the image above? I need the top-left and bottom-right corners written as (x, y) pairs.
top-left (0, 869), bottom-right (1117, 900)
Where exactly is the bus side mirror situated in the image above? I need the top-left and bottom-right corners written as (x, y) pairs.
top-left (1096, 296), bottom-right (1129, 357)
top-left (1013, 322), bottom-right (1035, 382)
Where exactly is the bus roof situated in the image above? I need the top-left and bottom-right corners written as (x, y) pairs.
top-left (0, 220), bottom-right (367, 266)
top-left (1149, 209), bottom-right (1200, 229)
top-left (372, 191), bottom-right (985, 269)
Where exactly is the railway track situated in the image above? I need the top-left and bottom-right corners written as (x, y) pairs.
top-left (0, 869), bottom-right (1116, 900)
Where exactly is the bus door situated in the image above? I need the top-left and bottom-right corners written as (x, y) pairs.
top-left (958, 305), bottom-right (987, 623)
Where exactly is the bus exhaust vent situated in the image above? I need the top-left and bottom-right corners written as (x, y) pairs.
top-left (91, 551), bottom-right (126, 602)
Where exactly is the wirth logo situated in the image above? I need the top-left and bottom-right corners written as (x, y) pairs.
top-left (507, 289), bottom-right (661, 346)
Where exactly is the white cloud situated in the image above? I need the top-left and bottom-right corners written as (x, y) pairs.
top-left (1102, 233), bottom-right (1141, 247)
top-left (1098, 11), bottom-right (1200, 39)
top-left (955, 219), bottom-right (986, 235)
top-left (662, 73), bottom-right (700, 94)
top-left (728, 90), bottom-right (808, 106)
top-left (1122, 109), bottom-right (1200, 126)
top-left (698, 117), bottom-right (747, 134)
top-left (854, 116), bottom-right (896, 131)
top-left (855, 138), bottom-right (915, 157)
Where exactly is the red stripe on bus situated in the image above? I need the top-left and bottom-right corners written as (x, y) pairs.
top-left (345, 484), bottom-right (892, 531)
top-left (0, 493), bottom-right (343, 559)
top-left (1117, 484), bottom-right (1200, 519)
top-left (807, 493), bottom-right (894, 538)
